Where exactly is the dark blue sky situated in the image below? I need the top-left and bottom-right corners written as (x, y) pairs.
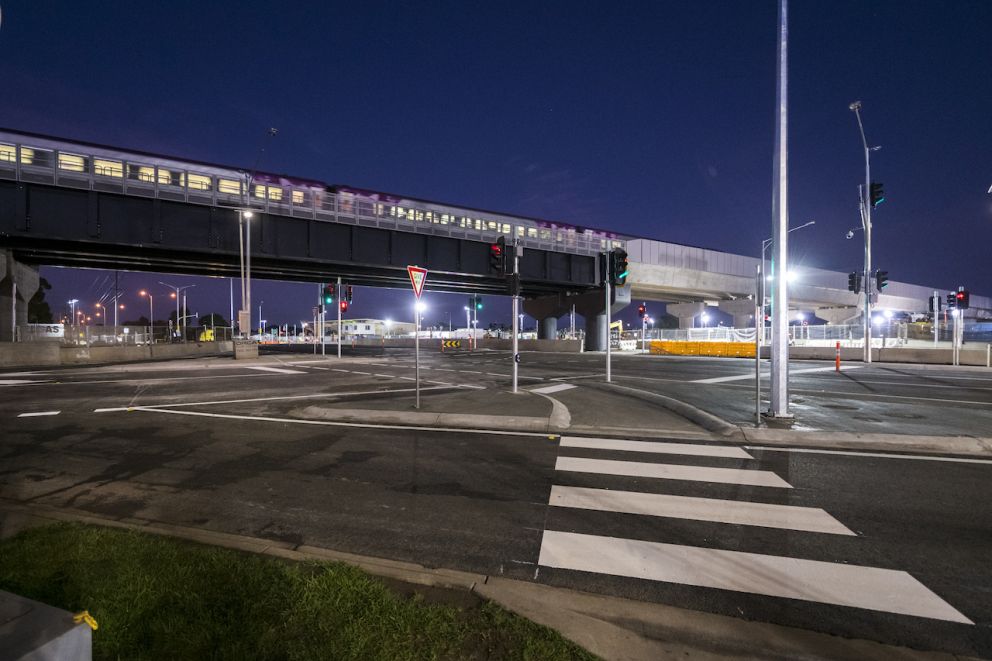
top-left (2, 1), bottom-right (989, 327)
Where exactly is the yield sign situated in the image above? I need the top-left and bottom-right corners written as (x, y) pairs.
top-left (407, 265), bottom-right (428, 299)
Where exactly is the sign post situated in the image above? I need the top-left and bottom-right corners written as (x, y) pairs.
top-left (408, 266), bottom-right (428, 409)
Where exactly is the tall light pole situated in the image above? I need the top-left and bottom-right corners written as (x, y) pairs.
top-left (849, 100), bottom-right (879, 363)
top-left (67, 299), bottom-right (78, 324)
top-left (258, 300), bottom-right (264, 338)
top-left (160, 282), bottom-right (195, 342)
top-left (769, 0), bottom-right (791, 419)
top-left (139, 290), bottom-right (154, 342)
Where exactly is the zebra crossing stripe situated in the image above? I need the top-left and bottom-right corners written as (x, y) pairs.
top-left (556, 456), bottom-right (792, 488)
top-left (549, 485), bottom-right (854, 535)
top-left (561, 436), bottom-right (751, 459)
top-left (538, 530), bottom-right (972, 624)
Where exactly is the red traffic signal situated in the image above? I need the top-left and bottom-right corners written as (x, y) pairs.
top-left (637, 304), bottom-right (646, 318)
top-left (340, 300), bottom-right (349, 313)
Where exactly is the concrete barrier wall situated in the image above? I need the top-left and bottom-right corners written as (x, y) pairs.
top-left (0, 341), bottom-right (233, 369)
top-left (342, 338), bottom-right (582, 352)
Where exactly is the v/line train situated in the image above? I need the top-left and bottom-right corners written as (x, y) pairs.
top-left (0, 128), bottom-right (625, 256)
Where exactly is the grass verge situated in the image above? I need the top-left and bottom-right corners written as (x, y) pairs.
top-left (0, 522), bottom-right (595, 660)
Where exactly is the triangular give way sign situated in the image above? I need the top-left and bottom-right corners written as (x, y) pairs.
top-left (407, 265), bottom-right (428, 299)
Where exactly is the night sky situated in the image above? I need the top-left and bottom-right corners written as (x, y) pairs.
top-left (2, 1), bottom-right (989, 329)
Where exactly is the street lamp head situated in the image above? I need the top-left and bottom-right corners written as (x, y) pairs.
top-left (139, 290), bottom-right (148, 297)
top-left (849, 100), bottom-right (862, 112)
top-left (846, 230), bottom-right (855, 240)
top-left (243, 211), bottom-right (254, 219)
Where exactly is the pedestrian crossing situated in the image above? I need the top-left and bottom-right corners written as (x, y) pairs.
top-left (537, 435), bottom-right (973, 624)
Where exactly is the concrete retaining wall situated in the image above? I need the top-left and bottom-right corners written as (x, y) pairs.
top-left (0, 341), bottom-right (233, 369)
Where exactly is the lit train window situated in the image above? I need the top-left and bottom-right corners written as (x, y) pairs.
top-left (415, 210), bottom-right (425, 222)
top-left (0, 144), bottom-right (15, 162)
top-left (187, 173), bottom-right (212, 191)
top-left (527, 228), bottom-right (538, 238)
top-left (252, 184), bottom-right (281, 200)
top-left (94, 159), bottom-right (123, 177)
top-left (292, 190), bottom-right (304, 205)
top-left (58, 153), bottom-right (86, 172)
top-left (501, 224), bottom-right (511, 234)
top-left (218, 179), bottom-right (241, 195)
top-left (516, 226), bottom-right (525, 237)
top-left (539, 229), bottom-right (551, 240)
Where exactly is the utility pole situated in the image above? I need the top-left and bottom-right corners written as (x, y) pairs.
top-left (511, 247), bottom-right (520, 393)
top-left (850, 100), bottom-right (878, 364)
top-left (769, 0), bottom-right (791, 418)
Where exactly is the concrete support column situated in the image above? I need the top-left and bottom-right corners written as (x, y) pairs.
top-left (717, 299), bottom-right (757, 329)
top-left (0, 251), bottom-right (40, 342)
top-left (538, 316), bottom-right (558, 340)
top-left (666, 302), bottom-right (707, 329)
top-left (584, 313), bottom-right (608, 352)
top-left (815, 307), bottom-right (859, 325)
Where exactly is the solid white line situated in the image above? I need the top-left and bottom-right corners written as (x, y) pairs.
top-left (124, 406), bottom-right (553, 437)
top-left (555, 456), bottom-right (791, 488)
top-left (246, 366), bottom-right (306, 375)
top-left (549, 486), bottom-right (854, 535)
top-left (561, 436), bottom-right (751, 459)
top-left (17, 410), bottom-right (60, 417)
top-left (0, 379), bottom-right (48, 387)
top-left (745, 446), bottom-right (992, 465)
top-left (538, 531), bottom-right (972, 624)
top-left (91, 385), bottom-right (462, 411)
top-left (549, 374), bottom-right (602, 382)
top-left (693, 365), bottom-right (862, 384)
top-left (530, 383), bottom-right (578, 395)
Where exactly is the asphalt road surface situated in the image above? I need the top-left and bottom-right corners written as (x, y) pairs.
top-left (1, 348), bottom-right (990, 657)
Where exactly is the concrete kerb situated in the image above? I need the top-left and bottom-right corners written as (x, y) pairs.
top-left (588, 382), bottom-right (742, 438)
top-left (0, 499), bottom-right (972, 661)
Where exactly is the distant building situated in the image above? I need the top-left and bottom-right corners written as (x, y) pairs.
top-left (323, 318), bottom-right (416, 338)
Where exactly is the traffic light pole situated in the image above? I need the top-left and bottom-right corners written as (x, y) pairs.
top-left (511, 252), bottom-right (520, 393)
top-left (851, 102), bottom-right (874, 364)
top-left (769, 0), bottom-right (790, 418)
top-left (605, 276), bottom-right (612, 383)
top-left (337, 277), bottom-right (342, 359)
top-left (754, 264), bottom-right (762, 426)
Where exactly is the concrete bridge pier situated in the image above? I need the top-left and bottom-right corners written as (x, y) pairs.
top-left (717, 299), bottom-right (757, 329)
top-left (538, 316), bottom-right (558, 340)
top-left (816, 307), bottom-right (860, 325)
top-left (667, 302), bottom-right (708, 329)
top-left (525, 286), bottom-right (630, 351)
top-left (0, 251), bottom-right (40, 342)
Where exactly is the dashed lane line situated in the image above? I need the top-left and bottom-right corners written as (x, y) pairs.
top-left (17, 410), bottom-right (61, 417)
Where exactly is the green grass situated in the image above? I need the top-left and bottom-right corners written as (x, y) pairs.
top-left (0, 522), bottom-right (595, 660)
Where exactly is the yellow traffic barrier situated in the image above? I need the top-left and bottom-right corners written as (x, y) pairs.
top-left (650, 340), bottom-right (755, 358)
top-left (440, 339), bottom-right (462, 351)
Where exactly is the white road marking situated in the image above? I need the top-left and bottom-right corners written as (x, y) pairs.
top-left (90, 385), bottom-right (467, 411)
top-left (549, 486), bottom-right (854, 535)
top-left (374, 374), bottom-right (396, 379)
top-left (17, 410), bottom-right (61, 417)
top-left (693, 365), bottom-right (862, 384)
top-left (549, 374), bottom-right (602, 381)
top-left (245, 366), bottom-right (306, 375)
top-left (530, 384), bottom-right (578, 395)
top-left (123, 406), bottom-right (554, 437)
top-left (351, 371), bottom-right (372, 375)
top-left (538, 531), bottom-right (972, 624)
top-left (556, 456), bottom-right (791, 488)
top-left (398, 376), bottom-right (415, 381)
top-left (331, 368), bottom-right (349, 373)
top-left (746, 446), bottom-right (992, 465)
top-left (0, 379), bottom-right (48, 387)
top-left (310, 366), bottom-right (330, 370)
top-left (561, 436), bottom-right (751, 459)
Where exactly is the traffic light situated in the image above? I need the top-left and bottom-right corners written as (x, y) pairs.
top-left (928, 295), bottom-right (942, 313)
top-left (345, 285), bottom-right (353, 303)
top-left (947, 293), bottom-right (957, 311)
top-left (847, 272), bottom-right (862, 294)
top-left (609, 249), bottom-right (629, 286)
top-left (340, 300), bottom-right (348, 313)
top-left (475, 295), bottom-right (483, 311)
top-left (875, 270), bottom-right (889, 290)
top-left (956, 289), bottom-right (970, 310)
top-left (869, 182), bottom-right (885, 208)
top-left (637, 303), bottom-right (646, 318)
top-left (322, 283), bottom-right (335, 305)
top-left (489, 236), bottom-right (506, 274)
